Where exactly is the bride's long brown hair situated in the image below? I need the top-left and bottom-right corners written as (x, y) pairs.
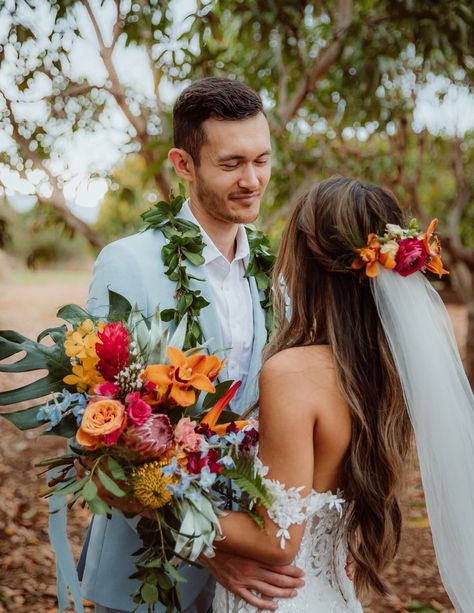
top-left (266, 176), bottom-right (412, 596)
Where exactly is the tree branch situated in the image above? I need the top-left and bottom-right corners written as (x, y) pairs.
top-left (111, 0), bottom-right (123, 51)
top-left (81, 0), bottom-right (147, 137)
top-left (81, 0), bottom-right (170, 197)
top-left (277, 0), bottom-right (352, 128)
top-left (2, 93), bottom-right (104, 249)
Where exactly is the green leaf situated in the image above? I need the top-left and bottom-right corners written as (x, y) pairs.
top-left (97, 468), bottom-right (126, 497)
top-left (0, 328), bottom-right (70, 408)
top-left (37, 324), bottom-right (68, 344)
top-left (160, 309), bottom-right (176, 322)
top-left (1, 403), bottom-right (44, 430)
top-left (245, 507), bottom-right (266, 530)
top-left (44, 413), bottom-right (78, 438)
top-left (107, 456), bottom-right (126, 481)
top-left (201, 380), bottom-right (234, 410)
top-left (164, 561), bottom-right (188, 583)
top-left (82, 479), bottom-right (98, 501)
top-left (107, 290), bottom-right (133, 322)
top-left (87, 496), bottom-right (113, 515)
top-left (56, 303), bottom-right (93, 326)
top-left (222, 456), bottom-right (273, 508)
top-left (141, 582), bottom-right (159, 604)
top-left (145, 559), bottom-right (163, 569)
top-left (182, 250), bottom-right (205, 266)
top-left (55, 476), bottom-right (87, 497)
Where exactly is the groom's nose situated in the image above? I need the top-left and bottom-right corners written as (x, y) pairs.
top-left (238, 163), bottom-right (260, 190)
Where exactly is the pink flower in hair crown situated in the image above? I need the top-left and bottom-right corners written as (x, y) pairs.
top-left (394, 237), bottom-right (426, 277)
top-left (352, 218), bottom-right (449, 279)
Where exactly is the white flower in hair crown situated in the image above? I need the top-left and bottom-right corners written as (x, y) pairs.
top-left (351, 218), bottom-right (449, 279)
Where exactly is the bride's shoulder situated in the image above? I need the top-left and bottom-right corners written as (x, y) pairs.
top-left (260, 345), bottom-right (335, 389)
top-left (262, 345), bottom-right (334, 373)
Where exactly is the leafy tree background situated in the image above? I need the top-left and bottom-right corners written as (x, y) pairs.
top-left (0, 0), bottom-right (473, 379)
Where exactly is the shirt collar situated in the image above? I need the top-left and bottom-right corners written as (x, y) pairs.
top-left (180, 200), bottom-right (250, 265)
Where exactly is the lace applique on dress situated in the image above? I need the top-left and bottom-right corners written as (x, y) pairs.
top-left (254, 457), bottom-right (344, 550)
top-left (213, 457), bottom-right (363, 613)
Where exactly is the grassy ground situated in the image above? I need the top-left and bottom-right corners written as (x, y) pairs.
top-left (0, 266), bottom-right (465, 613)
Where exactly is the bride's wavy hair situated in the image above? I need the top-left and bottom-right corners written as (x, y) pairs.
top-left (265, 176), bottom-right (412, 596)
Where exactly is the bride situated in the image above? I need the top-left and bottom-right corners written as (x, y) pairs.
top-left (210, 176), bottom-right (474, 612)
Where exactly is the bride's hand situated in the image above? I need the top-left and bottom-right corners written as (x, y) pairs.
top-left (201, 550), bottom-right (305, 611)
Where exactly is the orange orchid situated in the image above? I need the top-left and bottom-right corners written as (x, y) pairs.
top-left (199, 381), bottom-right (250, 433)
top-left (143, 347), bottom-right (224, 407)
top-left (423, 219), bottom-right (449, 278)
top-left (352, 234), bottom-right (381, 278)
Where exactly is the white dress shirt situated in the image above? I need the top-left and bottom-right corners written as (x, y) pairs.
top-left (180, 201), bottom-right (254, 390)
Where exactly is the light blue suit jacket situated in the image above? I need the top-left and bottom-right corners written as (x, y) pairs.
top-left (73, 226), bottom-right (267, 611)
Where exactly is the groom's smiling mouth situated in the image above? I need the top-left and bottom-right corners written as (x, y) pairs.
top-left (229, 192), bottom-right (260, 205)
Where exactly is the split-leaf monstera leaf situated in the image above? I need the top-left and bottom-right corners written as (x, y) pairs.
top-left (0, 290), bottom-right (132, 432)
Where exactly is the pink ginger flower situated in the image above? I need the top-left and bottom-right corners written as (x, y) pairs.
top-left (96, 322), bottom-right (129, 381)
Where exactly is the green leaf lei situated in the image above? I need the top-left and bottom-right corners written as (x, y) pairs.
top-left (141, 186), bottom-right (274, 349)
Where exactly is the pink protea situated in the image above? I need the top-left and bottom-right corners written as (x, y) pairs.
top-left (122, 413), bottom-right (174, 460)
top-left (96, 322), bottom-right (129, 381)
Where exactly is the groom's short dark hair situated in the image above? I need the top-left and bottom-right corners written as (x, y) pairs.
top-left (173, 77), bottom-right (264, 165)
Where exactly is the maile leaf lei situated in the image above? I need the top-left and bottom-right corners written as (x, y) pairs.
top-left (141, 186), bottom-right (274, 347)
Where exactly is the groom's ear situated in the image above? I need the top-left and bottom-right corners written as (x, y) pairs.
top-left (168, 148), bottom-right (195, 181)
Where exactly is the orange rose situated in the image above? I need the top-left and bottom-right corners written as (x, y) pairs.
top-left (76, 398), bottom-right (127, 449)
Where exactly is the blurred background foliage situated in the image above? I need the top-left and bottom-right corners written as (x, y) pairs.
top-left (0, 0), bottom-right (473, 378)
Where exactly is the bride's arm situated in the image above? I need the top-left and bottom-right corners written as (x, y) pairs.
top-left (215, 350), bottom-right (318, 566)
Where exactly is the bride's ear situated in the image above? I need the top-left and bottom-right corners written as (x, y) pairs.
top-left (168, 148), bottom-right (195, 181)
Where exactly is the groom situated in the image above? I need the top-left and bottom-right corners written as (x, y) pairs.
top-left (79, 78), bottom-right (304, 612)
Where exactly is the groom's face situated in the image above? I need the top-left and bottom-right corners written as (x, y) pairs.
top-left (193, 113), bottom-right (272, 224)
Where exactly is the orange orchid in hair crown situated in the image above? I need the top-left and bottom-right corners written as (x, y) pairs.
top-left (352, 218), bottom-right (449, 278)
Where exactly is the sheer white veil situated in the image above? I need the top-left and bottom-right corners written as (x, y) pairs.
top-left (371, 267), bottom-right (474, 612)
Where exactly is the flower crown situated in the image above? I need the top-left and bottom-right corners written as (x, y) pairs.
top-left (351, 218), bottom-right (449, 278)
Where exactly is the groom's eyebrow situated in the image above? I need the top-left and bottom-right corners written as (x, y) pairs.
top-left (217, 149), bottom-right (272, 162)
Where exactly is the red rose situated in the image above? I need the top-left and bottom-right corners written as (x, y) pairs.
top-left (395, 238), bottom-right (427, 277)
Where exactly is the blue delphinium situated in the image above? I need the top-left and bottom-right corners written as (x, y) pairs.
top-left (37, 389), bottom-right (88, 430)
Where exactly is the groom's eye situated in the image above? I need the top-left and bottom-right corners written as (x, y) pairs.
top-left (221, 162), bottom-right (240, 170)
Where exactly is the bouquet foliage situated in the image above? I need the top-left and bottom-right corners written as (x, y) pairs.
top-left (0, 291), bottom-right (271, 612)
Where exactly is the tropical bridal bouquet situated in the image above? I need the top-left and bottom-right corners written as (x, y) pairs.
top-left (0, 291), bottom-right (272, 611)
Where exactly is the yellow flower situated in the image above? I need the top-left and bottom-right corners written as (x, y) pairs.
top-left (64, 319), bottom-right (105, 360)
top-left (64, 323), bottom-right (100, 361)
top-left (131, 460), bottom-right (176, 510)
top-left (77, 319), bottom-right (94, 335)
top-left (63, 363), bottom-right (104, 393)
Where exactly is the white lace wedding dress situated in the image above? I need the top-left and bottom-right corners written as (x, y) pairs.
top-left (213, 459), bottom-right (363, 612)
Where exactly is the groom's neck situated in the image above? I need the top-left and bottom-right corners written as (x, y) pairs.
top-left (189, 200), bottom-right (239, 262)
